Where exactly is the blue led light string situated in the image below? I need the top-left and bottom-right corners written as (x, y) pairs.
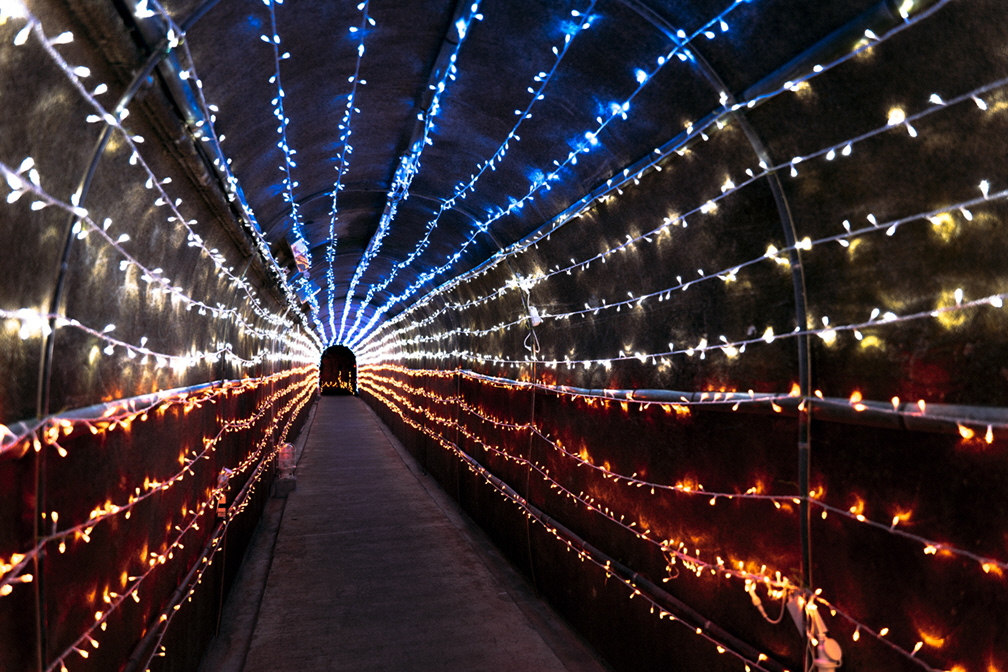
top-left (260, 0), bottom-right (325, 337)
top-left (120, 0), bottom-right (322, 346)
top-left (303, 286), bottom-right (325, 337)
top-left (320, 1), bottom-right (372, 344)
top-left (340, 1), bottom-right (597, 345)
top-left (334, 0), bottom-right (485, 344)
top-left (350, 0), bottom-right (955, 353)
top-left (262, 0), bottom-right (304, 252)
top-left (345, 0), bottom-right (751, 350)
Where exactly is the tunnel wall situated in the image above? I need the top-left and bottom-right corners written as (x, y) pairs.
top-left (356, 2), bottom-right (1008, 669)
top-left (0, 3), bottom-right (320, 671)
top-left (3, 0), bottom-right (1008, 671)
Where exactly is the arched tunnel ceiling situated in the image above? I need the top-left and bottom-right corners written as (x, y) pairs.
top-left (158, 0), bottom-right (959, 348)
top-left (4, 1), bottom-right (1008, 669)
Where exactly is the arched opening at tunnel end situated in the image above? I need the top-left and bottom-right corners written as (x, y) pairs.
top-left (320, 345), bottom-right (357, 395)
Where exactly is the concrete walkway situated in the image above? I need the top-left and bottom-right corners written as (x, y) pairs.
top-left (232, 396), bottom-right (608, 672)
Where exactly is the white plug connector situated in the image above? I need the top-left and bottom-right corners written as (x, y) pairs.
top-left (787, 595), bottom-right (843, 671)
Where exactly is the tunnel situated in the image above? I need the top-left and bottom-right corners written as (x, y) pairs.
top-left (1, 0), bottom-right (1007, 670)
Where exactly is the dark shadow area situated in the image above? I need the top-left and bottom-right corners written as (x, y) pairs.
top-left (320, 345), bottom-right (357, 395)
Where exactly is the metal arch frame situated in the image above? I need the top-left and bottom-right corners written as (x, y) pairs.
top-left (615, 0), bottom-right (938, 597)
top-left (614, 0), bottom-right (816, 592)
top-left (31, 1), bottom-right (282, 668)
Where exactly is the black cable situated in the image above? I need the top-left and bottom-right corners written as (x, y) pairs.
top-left (519, 285), bottom-right (540, 594)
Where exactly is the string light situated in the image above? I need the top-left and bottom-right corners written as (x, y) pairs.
top-left (32, 379), bottom-right (315, 672)
top-left (358, 365), bottom-right (995, 672)
top-left (0, 370), bottom-right (316, 659)
top-left (166, 12), bottom-right (315, 336)
top-left (0, 164), bottom-right (318, 363)
top-left (126, 398), bottom-right (307, 672)
top-left (340, 0), bottom-right (597, 344)
top-left (353, 79), bottom-right (1008, 368)
top-left (2, 1), bottom-right (997, 671)
top-left (357, 371), bottom-right (783, 672)
top-left (362, 364), bottom-right (1007, 571)
top-left (348, 0), bottom-right (957, 352)
top-left (1, 9), bottom-right (320, 672)
top-left (320, 370), bottom-right (355, 394)
top-left (256, 0), bottom-right (331, 337)
top-left (320, 0), bottom-right (371, 342)
top-left (0, 7), bottom-right (321, 352)
top-left (343, 0), bottom-right (796, 350)
top-left (355, 274), bottom-right (1006, 372)
top-left (334, 0), bottom-right (484, 344)
top-left (261, 0), bottom-right (308, 265)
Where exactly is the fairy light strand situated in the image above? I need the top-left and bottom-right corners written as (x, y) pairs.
top-left (340, 0), bottom-right (597, 344)
top-left (322, 0), bottom-right (371, 342)
top-left (0, 369), bottom-right (316, 598)
top-left (34, 379), bottom-right (315, 671)
top-left (261, 0), bottom-right (308, 264)
top-left (168, 32), bottom-right (319, 341)
top-left (345, 0), bottom-right (763, 350)
top-left (359, 375), bottom-right (781, 672)
top-left (350, 0), bottom-right (956, 352)
top-left (354, 94), bottom-right (1008, 366)
top-left (334, 0), bottom-right (484, 344)
top-left (360, 364), bottom-right (1008, 574)
top-left (355, 182), bottom-right (1008, 370)
top-left (1, 8), bottom-right (319, 352)
top-left (0, 162), bottom-right (318, 362)
top-left (358, 367), bottom-right (990, 672)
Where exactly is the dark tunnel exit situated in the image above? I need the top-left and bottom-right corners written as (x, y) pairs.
top-left (320, 346), bottom-right (357, 395)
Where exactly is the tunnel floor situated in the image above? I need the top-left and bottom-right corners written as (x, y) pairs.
top-left (232, 395), bottom-right (607, 672)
